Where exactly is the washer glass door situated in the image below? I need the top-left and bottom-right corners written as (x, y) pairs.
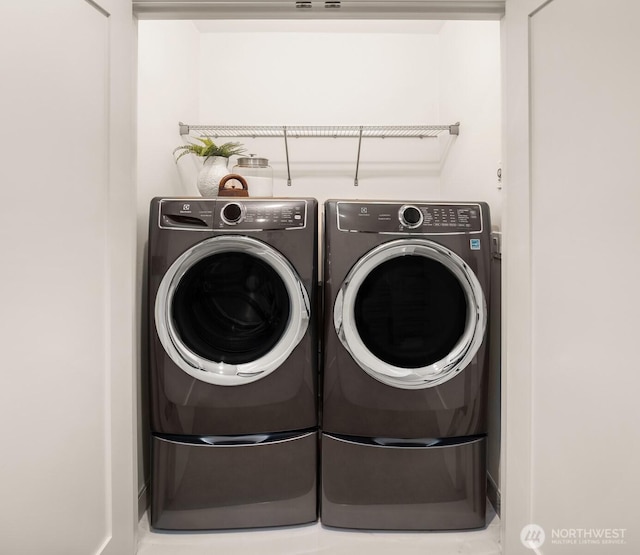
top-left (156, 235), bottom-right (309, 385)
top-left (334, 239), bottom-right (486, 389)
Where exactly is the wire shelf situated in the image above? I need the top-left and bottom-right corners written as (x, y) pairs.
top-left (179, 123), bottom-right (459, 138)
top-left (177, 122), bottom-right (460, 186)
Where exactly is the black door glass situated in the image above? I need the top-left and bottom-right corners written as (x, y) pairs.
top-left (172, 252), bottom-right (291, 364)
top-left (354, 255), bottom-right (467, 368)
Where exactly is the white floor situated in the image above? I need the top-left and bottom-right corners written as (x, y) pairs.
top-left (137, 504), bottom-right (501, 555)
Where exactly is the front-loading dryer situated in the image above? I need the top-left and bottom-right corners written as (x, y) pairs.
top-left (321, 200), bottom-right (491, 530)
top-left (148, 197), bottom-right (318, 530)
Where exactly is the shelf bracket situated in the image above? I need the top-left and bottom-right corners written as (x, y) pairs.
top-left (179, 122), bottom-right (190, 136)
top-left (354, 126), bottom-right (363, 187)
top-left (449, 122), bottom-right (460, 135)
top-left (283, 126), bottom-right (292, 186)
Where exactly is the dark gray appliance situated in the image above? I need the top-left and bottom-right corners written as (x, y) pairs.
top-left (321, 200), bottom-right (491, 530)
top-left (148, 197), bottom-right (318, 530)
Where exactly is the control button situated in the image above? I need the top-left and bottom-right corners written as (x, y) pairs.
top-left (221, 202), bottom-right (244, 225)
top-left (399, 205), bottom-right (423, 229)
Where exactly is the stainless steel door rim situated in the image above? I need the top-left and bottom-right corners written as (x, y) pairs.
top-left (334, 238), bottom-right (486, 389)
top-left (155, 235), bottom-right (310, 386)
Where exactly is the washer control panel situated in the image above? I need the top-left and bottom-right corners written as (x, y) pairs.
top-left (337, 202), bottom-right (483, 233)
top-left (158, 199), bottom-right (307, 230)
top-left (216, 200), bottom-right (307, 230)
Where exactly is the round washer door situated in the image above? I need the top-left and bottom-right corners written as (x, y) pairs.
top-left (334, 239), bottom-right (486, 389)
top-left (155, 235), bottom-right (310, 386)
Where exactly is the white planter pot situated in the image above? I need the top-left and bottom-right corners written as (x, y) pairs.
top-left (197, 156), bottom-right (230, 198)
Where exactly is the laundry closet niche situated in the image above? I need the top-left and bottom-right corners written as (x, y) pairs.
top-left (136, 16), bottom-right (502, 522)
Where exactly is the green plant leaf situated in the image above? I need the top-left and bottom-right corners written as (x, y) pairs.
top-left (174, 137), bottom-right (246, 162)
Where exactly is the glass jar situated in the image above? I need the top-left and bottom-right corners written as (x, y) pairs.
top-left (232, 156), bottom-right (273, 197)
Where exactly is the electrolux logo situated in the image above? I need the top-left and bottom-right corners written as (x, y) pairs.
top-left (521, 524), bottom-right (628, 549)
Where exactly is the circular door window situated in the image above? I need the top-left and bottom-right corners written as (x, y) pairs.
top-left (334, 239), bottom-right (486, 389)
top-left (155, 236), bottom-right (310, 386)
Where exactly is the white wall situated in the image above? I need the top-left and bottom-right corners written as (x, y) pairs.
top-left (138, 20), bottom-right (501, 206)
top-left (137, 21), bottom-right (201, 202)
top-left (136, 20), bottom-right (201, 512)
top-left (196, 20), bottom-right (443, 203)
top-left (439, 20), bottom-right (502, 229)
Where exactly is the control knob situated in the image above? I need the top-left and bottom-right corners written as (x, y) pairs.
top-left (399, 205), bottom-right (423, 229)
top-left (221, 202), bottom-right (244, 225)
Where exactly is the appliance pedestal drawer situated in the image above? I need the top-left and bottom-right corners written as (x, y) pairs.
top-left (151, 430), bottom-right (317, 530)
top-left (321, 433), bottom-right (486, 530)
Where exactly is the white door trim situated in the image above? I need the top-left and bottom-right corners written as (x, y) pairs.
top-left (100, 0), bottom-right (137, 553)
top-left (502, 0), bottom-right (559, 553)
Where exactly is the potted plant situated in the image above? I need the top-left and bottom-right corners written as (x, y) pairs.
top-left (173, 137), bottom-right (246, 198)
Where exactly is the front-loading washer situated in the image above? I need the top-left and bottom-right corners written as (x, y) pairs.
top-left (321, 200), bottom-right (491, 530)
top-left (148, 197), bottom-right (318, 530)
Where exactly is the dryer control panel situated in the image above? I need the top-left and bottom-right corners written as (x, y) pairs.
top-left (336, 202), bottom-right (483, 234)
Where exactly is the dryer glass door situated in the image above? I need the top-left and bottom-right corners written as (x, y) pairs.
top-left (334, 239), bottom-right (486, 389)
top-left (155, 235), bottom-right (310, 385)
